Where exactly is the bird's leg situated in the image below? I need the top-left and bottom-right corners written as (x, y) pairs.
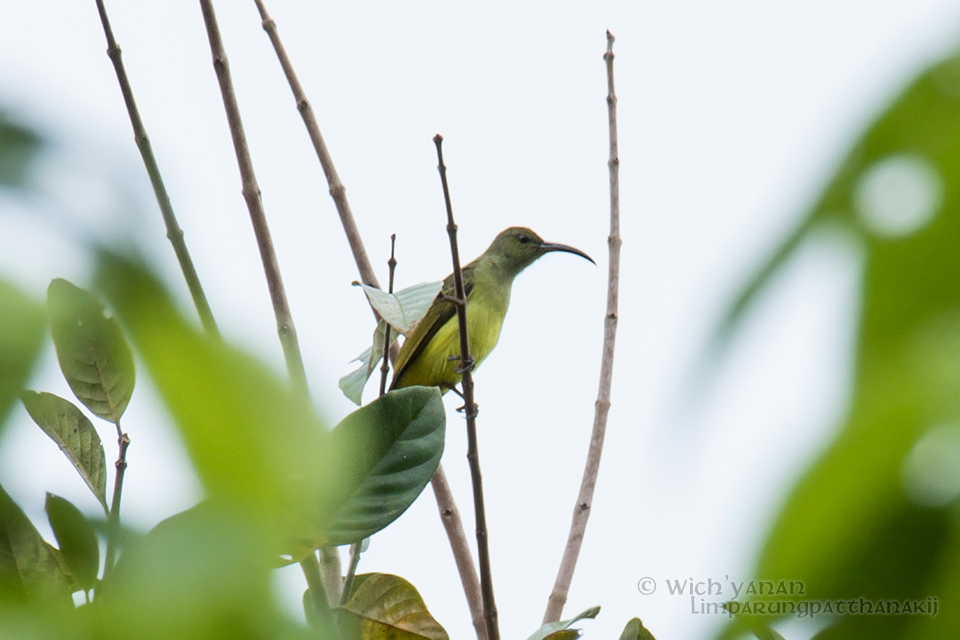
top-left (440, 382), bottom-right (477, 415)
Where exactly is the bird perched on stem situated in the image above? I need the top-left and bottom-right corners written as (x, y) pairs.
top-left (390, 227), bottom-right (594, 393)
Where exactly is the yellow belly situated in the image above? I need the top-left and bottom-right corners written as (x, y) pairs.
top-left (397, 295), bottom-right (507, 390)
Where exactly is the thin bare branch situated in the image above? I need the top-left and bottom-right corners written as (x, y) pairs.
top-left (252, 4), bottom-right (483, 631)
top-left (95, 0), bottom-right (218, 336)
top-left (252, 0), bottom-right (378, 289)
top-left (434, 135), bottom-right (499, 640)
top-left (543, 30), bottom-right (621, 624)
top-left (197, 0), bottom-right (307, 393)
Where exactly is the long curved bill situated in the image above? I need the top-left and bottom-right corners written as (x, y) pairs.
top-left (540, 241), bottom-right (596, 265)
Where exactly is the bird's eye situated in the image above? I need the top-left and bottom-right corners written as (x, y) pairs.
top-left (518, 234), bottom-right (530, 244)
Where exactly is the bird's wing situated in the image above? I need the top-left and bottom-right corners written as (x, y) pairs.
top-left (390, 267), bottom-right (475, 389)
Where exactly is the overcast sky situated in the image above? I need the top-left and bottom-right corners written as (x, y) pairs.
top-left (3, 2), bottom-right (960, 639)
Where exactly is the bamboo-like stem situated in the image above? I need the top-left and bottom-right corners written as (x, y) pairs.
top-left (95, 0), bottom-right (219, 336)
top-left (542, 31), bottom-right (621, 624)
top-left (433, 135), bottom-right (499, 640)
top-left (102, 425), bottom-right (130, 580)
top-left (252, 3), bottom-right (482, 630)
top-left (378, 235), bottom-right (397, 396)
top-left (197, 0), bottom-right (307, 393)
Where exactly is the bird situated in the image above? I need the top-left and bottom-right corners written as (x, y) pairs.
top-left (390, 226), bottom-right (594, 393)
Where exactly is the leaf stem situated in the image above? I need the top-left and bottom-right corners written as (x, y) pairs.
top-left (102, 425), bottom-right (130, 581)
top-left (94, 0), bottom-right (218, 337)
top-left (340, 541), bottom-right (363, 606)
top-left (543, 30), bottom-right (621, 624)
top-left (433, 135), bottom-right (499, 640)
top-left (301, 552), bottom-right (342, 640)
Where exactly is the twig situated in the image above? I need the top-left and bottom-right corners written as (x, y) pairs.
top-left (197, 0), bottom-right (307, 393)
top-left (433, 135), bottom-right (499, 640)
top-left (95, 0), bottom-right (219, 337)
top-left (378, 234), bottom-right (397, 396)
top-left (252, 4), bottom-right (483, 630)
top-left (319, 546), bottom-right (343, 605)
top-left (102, 425), bottom-right (130, 580)
top-left (543, 30), bottom-right (621, 624)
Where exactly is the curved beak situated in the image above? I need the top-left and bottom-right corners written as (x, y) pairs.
top-left (540, 241), bottom-right (596, 265)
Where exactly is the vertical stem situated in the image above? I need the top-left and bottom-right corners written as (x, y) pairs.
top-left (103, 424), bottom-right (130, 580)
top-left (543, 30), bottom-right (621, 624)
top-left (197, 0), bottom-right (307, 393)
top-left (252, 5), bottom-right (482, 629)
top-left (433, 135), bottom-right (499, 640)
top-left (340, 541), bottom-right (363, 606)
top-left (95, 0), bottom-right (219, 336)
top-left (379, 235), bottom-right (397, 396)
top-left (301, 552), bottom-right (342, 640)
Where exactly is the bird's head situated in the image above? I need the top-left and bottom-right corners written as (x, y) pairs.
top-left (486, 227), bottom-right (595, 277)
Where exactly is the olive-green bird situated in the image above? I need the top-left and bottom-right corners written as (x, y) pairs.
top-left (390, 227), bottom-right (594, 393)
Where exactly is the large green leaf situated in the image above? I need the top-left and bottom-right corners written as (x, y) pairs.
top-left (45, 493), bottom-right (99, 592)
top-left (0, 280), bottom-right (45, 434)
top-left (716, 53), bottom-right (960, 640)
top-left (48, 279), bottom-right (135, 425)
top-left (95, 256), bottom-right (328, 544)
top-left (526, 606), bottom-right (600, 640)
top-left (21, 391), bottom-right (109, 513)
top-left (322, 386), bottom-right (445, 546)
top-left (0, 484), bottom-right (71, 605)
top-left (337, 573), bottom-right (448, 640)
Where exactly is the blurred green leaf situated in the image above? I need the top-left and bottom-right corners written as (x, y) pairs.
top-left (0, 484), bottom-right (71, 606)
top-left (21, 391), bottom-right (108, 513)
top-left (45, 493), bottom-right (99, 592)
top-left (0, 280), bottom-right (45, 434)
top-left (541, 631), bottom-right (580, 640)
top-left (95, 255), bottom-right (328, 546)
top-left (323, 386), bottom-right (445, 546)
top-left (337, 573), bottom-right (448, 640)
top-left (48, 279), bottom-right (135, 425)
top-left (618, 617), bottom-right (657, 640)
top-left (0, 112), bottom-right (42, 188)
top-left (526, 606), bottom-right (600, 640)
top-left (717, 52), bottom-right (960, 640)
top-left (98, 503), bottom-right (311, 640)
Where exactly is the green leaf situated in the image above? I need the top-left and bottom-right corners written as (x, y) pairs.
top-left (0, 484), bottom-right (71, 605)
top-left (541, 631), bottom-right (581, 640)
top-left (323, 386), bottom-right (445, 546)
top-left (0, 111), bottom-right (43, 188)
top-left (0, 280), bottom-right (45, 434)
top-left (48, 278), bottom-right (135, 425)
top-left (618, 618), bottom-right (657, 640)
top-left (45, 493), bottom-right (99, 592)
top-left (526, 606), bottom-right (601, 640)
top-left (337, 573), bottom-right (448, 640)
top-left (96, 256), bottom-right (327, 542)
top-left (20, 391), bottom-right (109, 513)
top-left (354, 281), bottom-right (443, 335)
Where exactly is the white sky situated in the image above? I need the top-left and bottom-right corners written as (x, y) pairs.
top-left (2, 2), bottom-right (960, 639)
